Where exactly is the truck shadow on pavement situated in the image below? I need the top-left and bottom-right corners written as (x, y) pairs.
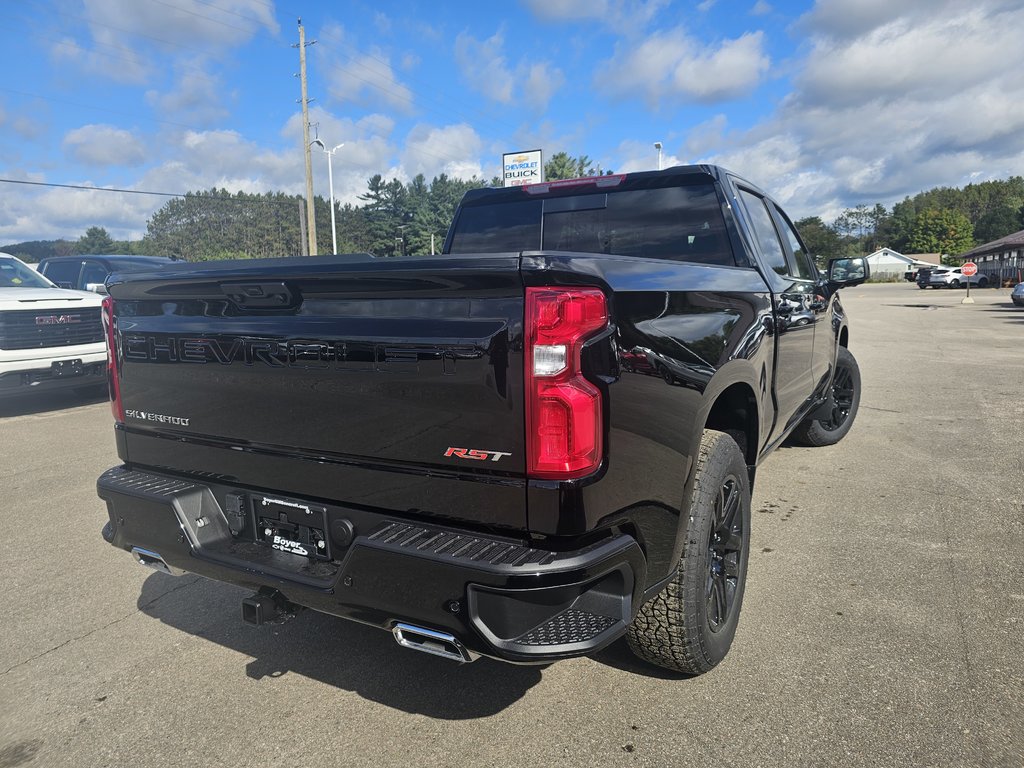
top-left (136, 572), bottom-right (543, 719)
top-left (0, 385), bottom-right (107, 417)
top-left (980, 305), bottom-right (1024, 322)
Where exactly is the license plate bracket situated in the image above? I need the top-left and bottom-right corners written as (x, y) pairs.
top-left (253, 496), bottom-right (329, 560)
top-left (51, 359), bottom-right (84, 378)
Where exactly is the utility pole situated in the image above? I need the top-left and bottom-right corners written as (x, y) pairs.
top-left (294, 19), bottom-right (317, 256)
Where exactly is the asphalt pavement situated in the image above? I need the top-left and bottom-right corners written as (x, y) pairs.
top-left (0, 282), bottom-right (1021, 767)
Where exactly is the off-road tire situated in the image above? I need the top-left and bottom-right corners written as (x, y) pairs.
top-left (791, 346), bottom-right (861, 447)
top-left (626, 429), bottom-right (751, 675)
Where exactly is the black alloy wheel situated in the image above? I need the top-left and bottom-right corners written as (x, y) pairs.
top-left (819, 361), bottom-right (855, 433)
top-left (791, 346), bottom-right (862, 447)
top-left (706, 477), bottom-right (743, 632)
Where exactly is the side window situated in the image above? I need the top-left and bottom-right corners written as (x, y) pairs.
top-left (80, 261), bottom-right (108, 288)
top-left (774, 207), bottom-right (817, 281)
top-left (40, 260), bottom-right (82, 287)
top-left (738, 190), bottom-right (787, 277)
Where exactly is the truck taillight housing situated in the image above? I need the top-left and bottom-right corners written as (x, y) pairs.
top-left (101, 295), bottom-right (124, 422)
top-left (525, 287), bottom-right (607, 479)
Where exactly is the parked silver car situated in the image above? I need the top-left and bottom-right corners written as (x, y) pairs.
top-left (1011, 282), bottom-right (1024, 306)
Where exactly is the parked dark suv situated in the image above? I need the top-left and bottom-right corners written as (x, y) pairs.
top-left (37, 255), bottom-right (177, 293)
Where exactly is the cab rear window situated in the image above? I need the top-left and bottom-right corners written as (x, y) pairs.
top-left (449, 184), bottom-right (736, 266)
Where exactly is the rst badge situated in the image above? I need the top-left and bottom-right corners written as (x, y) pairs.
top-left (444, 447), bottom-right (512, 462)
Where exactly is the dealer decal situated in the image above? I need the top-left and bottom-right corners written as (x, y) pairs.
top-left (271, 535), bottom-right (308, 556)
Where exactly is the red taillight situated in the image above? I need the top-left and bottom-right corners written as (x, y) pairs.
top-left (525, 287), bottom-right (608, 479)
top-left (101, 295), bottom-right (123, 422)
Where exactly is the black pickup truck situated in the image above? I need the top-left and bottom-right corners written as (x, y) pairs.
top-left (96, 165), bottom-right (867, 675)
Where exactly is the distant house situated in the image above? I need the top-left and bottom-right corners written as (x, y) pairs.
top-left (863, 248), bottom-right (940, 280)
top-left (957, 229), bottom-right (1024, 284)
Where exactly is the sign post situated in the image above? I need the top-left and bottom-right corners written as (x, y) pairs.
top-left (961, 261), bottom-right (977, 304)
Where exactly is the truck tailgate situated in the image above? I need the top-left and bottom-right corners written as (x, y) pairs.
top-left (108, 255), bottom-right (526, 527)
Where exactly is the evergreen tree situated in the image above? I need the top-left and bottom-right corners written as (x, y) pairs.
top-left (77, 226), bottom-right (115, 254)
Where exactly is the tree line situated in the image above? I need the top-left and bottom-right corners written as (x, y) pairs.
top-left (795, 176), bottom-right (1024, 265)
top-left (4, 157), bottom-right (1023, 264)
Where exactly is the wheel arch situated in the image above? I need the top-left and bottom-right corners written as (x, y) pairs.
top-left (703, 381), bottom-right (760, 471)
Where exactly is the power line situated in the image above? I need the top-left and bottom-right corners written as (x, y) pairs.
top-left (0, 178), bottom-right (295, 205)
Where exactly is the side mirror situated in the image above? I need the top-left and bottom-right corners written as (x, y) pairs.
top-left (85, 282), bottom-right (108, 294)
top-left (828, 257), bottom-right (869, 288)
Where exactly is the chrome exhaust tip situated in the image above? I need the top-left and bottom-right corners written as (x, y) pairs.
top-left (392, 623), bottom-right (477, 663)
top-left (130, 547), bottom-right (183, 576)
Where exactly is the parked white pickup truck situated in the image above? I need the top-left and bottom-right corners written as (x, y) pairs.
top-left (0, 253), bottom-right (106, 397)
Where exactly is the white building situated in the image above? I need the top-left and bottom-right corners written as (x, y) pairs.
top-left (864, 249), bottom-right (941, 280)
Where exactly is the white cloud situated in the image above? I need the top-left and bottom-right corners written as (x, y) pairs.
top-left (614, 139), bottom-right (681, 173)
top-left (751, 1), bottom-right (772, 15)
top-left (675, 2), bottom-right (1024, 220)
top-left (0, 182), bottom-right (161, 243)
top-left (400, 124), bottom-right (485, 180)
top-left (317, 23), bottom-right (415, 114)
top-left (522, 0), bottom-right (668, 31)
top-left (49, 34), bottom-right (151, 85)
top-left (145, 67), bottom-right (230, 125)
top-left (374, 12), bottom-right (392, 35)
top-left (523, 64), bottom-right (567, 110)
top-left (454, 28), bottom-right (565, 110)
top-left (281, 107), bottom-right (398, 204)
top-left (62, 124), bottom-right (146, 167)
top-left (796, 5), bottom-right (1020, 108)
top-left (454, 29), bottom-right (516, 105)
top-left (82, 0), bottom-right (278, 50)
top-left (683, 114), bottom-right (730, 159)
top-left (596, 29), bottom-right (770, 105)
top-left (53, 0), bottom-right (278, 86)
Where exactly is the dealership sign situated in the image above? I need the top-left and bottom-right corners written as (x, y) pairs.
top-left (502, 150), bottom-right (543, 187)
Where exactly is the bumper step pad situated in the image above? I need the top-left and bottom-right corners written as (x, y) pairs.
top-left (513, 609), bottom-right (618, 646)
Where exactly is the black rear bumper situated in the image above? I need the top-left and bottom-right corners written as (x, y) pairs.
top-left (97, 466), bottom-right (646, 664)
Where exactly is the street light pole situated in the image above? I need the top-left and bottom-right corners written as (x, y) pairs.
top-left (654, 141), bottom-right (663, 171)
top-left (310, 140), bottom-right (344, 254)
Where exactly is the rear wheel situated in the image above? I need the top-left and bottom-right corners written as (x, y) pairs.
top-left (792, 346), bottom-right (861, 446)
top-left (626, 430), bottom-right (751, 675)
top-left (950, 279), bottom-right (961, 288)
top-left (978, 277), bottom-right (988, 288)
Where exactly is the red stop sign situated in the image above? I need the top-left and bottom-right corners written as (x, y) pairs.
top-left (962, 262), bottom-right (978, 276)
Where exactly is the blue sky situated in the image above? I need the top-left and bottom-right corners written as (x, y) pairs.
top-left (2, 0), bottom-right (1023, 243)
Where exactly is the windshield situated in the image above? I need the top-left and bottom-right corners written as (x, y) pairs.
top-left (0, 257), bottom-right (57, 289)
